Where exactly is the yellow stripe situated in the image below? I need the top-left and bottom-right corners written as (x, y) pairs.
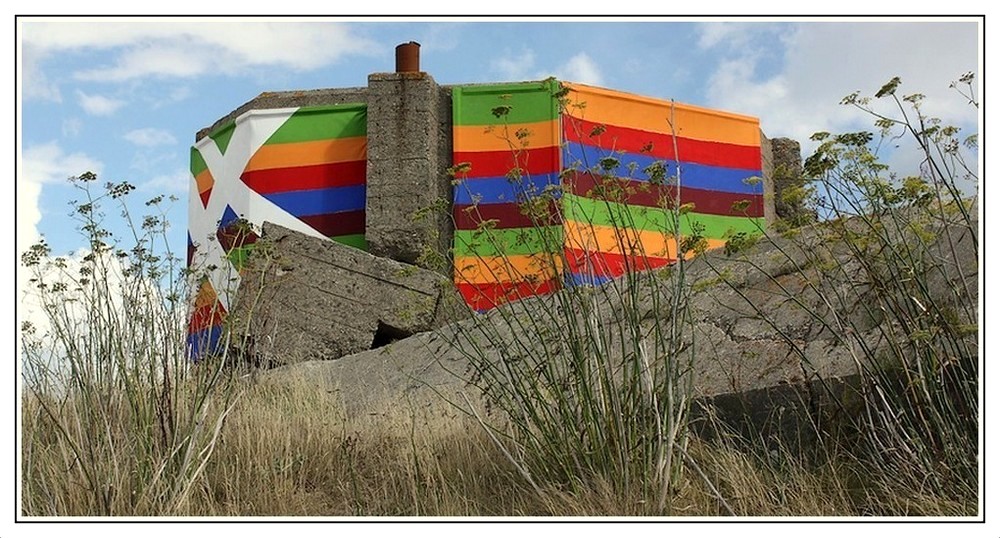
top-left (193, 282), bottom-right (219, 309)
top-left (244, 136), bottom-right (367, 172)
top-left (195, 169), bottom-right (214, 194)
top-left (453, 119), bottom-right (560, 152)
top-left (563, 83), bottom-right (761, 147)
top-left (564, 220), bottom-right (726, 260)
top-left (454, 253), bottom-right (563, 285)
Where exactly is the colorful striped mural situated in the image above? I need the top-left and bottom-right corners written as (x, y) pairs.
top-left (187, 103), bottom-right (368, 357)
top-left (451, 80), bottom-right (564, 311)
top-left (451, 80), bottom-right (765, 309)
top-left (560, 83), bottom-right (765, 285)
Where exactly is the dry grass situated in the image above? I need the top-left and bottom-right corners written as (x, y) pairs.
top-left (21, 374), bottom-right (976, 518)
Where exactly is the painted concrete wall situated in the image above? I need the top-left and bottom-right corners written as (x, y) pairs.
top-left (188, 73), bottom-right (778, 355)
top-left (450, 80), bottom-right (767, 311)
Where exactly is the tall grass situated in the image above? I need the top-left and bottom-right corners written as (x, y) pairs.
top-left (443, 87), bottom-right (709, 513)
top-left (19, 174), bottom-right (241, 516)
top-left (701, 74), bottom-right (979, 501)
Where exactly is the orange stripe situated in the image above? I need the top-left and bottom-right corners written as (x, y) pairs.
top-left (453, 119), bottom-right (560, 152)
top-left (562, 83), bottom-right (761, 147)
top-left (195, 169), bottom-right (214, 194)
top-left (563, 220), bottom-right (726, 260)
top-left (454, 253), bottom-right (563, 285)
top-left (193, 282), bottom-right (219, 309)
top-left (244, 137), bottom-right (367, 172)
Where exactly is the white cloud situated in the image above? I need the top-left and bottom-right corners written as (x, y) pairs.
top-left (21, 20), bottom-right (380, 83)
top-left (21, 44), bottom-right (61, 102)
top-left (491, 49), bottom-right (604, 86)
top-left (554, 52), bottom-right (604, 86)
top-left (19, 142), bottom-right (103, 251)
top-left (139, 168), bottom-right (190, 195)
top-left (76, 90), bottom-right (126, 116)
top-left (125, 127), bottom-right (177, 147)
top-left (701, 22), bottom-right (980, 149)
top-left (62, 118), bottom-right (82, 138)
top-left (491, 48), bottom-right (537, 81)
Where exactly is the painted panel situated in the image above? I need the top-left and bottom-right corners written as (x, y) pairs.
top-left (451, 81), bottom-right (564, 311)
top-left (186, 103), bottom-right (368, 357)
top-left (560, 82), bottom-right (764, 283)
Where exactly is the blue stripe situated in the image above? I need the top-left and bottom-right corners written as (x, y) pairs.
top-left (262, 185), bottom-right (366, 217)
top-left (187, 326), bottom-right (223, 361)
top-left (563, 142), bottom-right (763, 195)
top-left (453, 173), bottom-right (563, 205)
top-left (566, 272), bottom-right (615, 287)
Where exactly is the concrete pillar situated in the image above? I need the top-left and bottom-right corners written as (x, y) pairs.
top-left (759, 132), bottom-right (777, 228)
top-left (365, 71), bottom-right (453, 273)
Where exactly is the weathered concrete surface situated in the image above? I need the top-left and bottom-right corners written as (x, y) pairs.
top-left (365, 72), bottom-right (453, 272)
top-left (260, 205), bottom-right (977, 447)
top-left (230, 223), bottom-right (468, 366)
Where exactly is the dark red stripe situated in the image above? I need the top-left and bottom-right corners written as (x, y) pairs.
top-left (216, 227), bottom-right (259, 253)
top-left (453, 201), bottom-right (562, 230)
top-left (564, 247), bottom-right (674, 279)
top-left (457, 279), bottom-right (561, 311)
top-left (562, 116), bottom-right (762, 170)
top-left (298, 210), bottom-right (366, 238)
top-left (452, 146), bottom-right (560, 179)
top-left (567, 171), bottom-right (764, 217)
top-left (240, 160), bottom-right (367, 194)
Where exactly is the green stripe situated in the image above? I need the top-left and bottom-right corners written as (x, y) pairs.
top-left (209, 121), bottom-right (236, 155)
top-left (454, 226), bottom-right (563, 257)
top-left (265, 104), bottom-right (368, 145)
top-left (330, 234), bottom-right (367, 251)
top-left (564, 194), bottom-right (765, 239)
top-left (227, 245), bottom-right (255, 272)
top-left (453, 80), bottom-right (560, 126)
top-left (190, 147), bottom-right (208, 176)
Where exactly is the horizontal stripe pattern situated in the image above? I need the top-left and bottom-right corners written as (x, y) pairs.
top-left (567, 172), bottom-right (764, 218)
top-left (191, 147), bottom-right (214, 208)
top-left (564, 194), bottom-right (765, 239)
top-left (241, 104), bottom-right (369, 246)
top-left (454, 227), bottom-right (563, 258)
top-left (453, 174), bottom-right (563, 206)
top-left (563, 142), bottom-right (763, 195)
top-left (244, 137), bottom-right (367, 172)
top-left (452, 146), bottom-right (560, 179)
top-left (453, 201), bottom-right (562, 230)
top-left (454, 253), bottom-right (562, 285)
top-left (564, 116), bottom-right (762, 170)
top-left (452, 82), bottom-right (565, 310)
top-left (562, 83), bottom-right (762, 146)
top-left (564, 247), bottom-right (675, 280)
top-left (457, 279), bottom-right (561, 312)
top-left (453, 120), bottom-right (560, 152)
top-left (241, 161), bottom-right (366, 194)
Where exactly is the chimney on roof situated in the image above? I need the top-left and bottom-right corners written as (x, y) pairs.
top-left (395, 41), bottom-right (421, 73)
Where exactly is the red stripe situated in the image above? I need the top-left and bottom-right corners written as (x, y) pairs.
top-left (240, 160), bottom-right (367, 194)
top-left (452, 146), bottom-right (560, 179)
top-left (199, 188), bottom-right (212, 208)
top-left (562, 116), bottom-right (762, 170)
top-left (454, 201), bottom-right (562, 230)
top-left (564, 246), bottom-right (674, 279)
top-left (188, 302), bottom-right (226, 333)
top-left (567, 171), bottom-right (764, 217)
top-left (457, 279), bottom-right (561, 311)
top-left (298, 210), bottom-right (366, 238)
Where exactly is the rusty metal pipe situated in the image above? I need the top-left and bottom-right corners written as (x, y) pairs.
top-left (395, 41), bottom-right (421, 73)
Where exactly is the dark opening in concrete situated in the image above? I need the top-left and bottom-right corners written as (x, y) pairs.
top-left (371, 321), bottom-right (410, 350)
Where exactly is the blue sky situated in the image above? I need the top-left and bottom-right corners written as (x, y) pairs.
top-left (18, 17), bottom-right (981, 260)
